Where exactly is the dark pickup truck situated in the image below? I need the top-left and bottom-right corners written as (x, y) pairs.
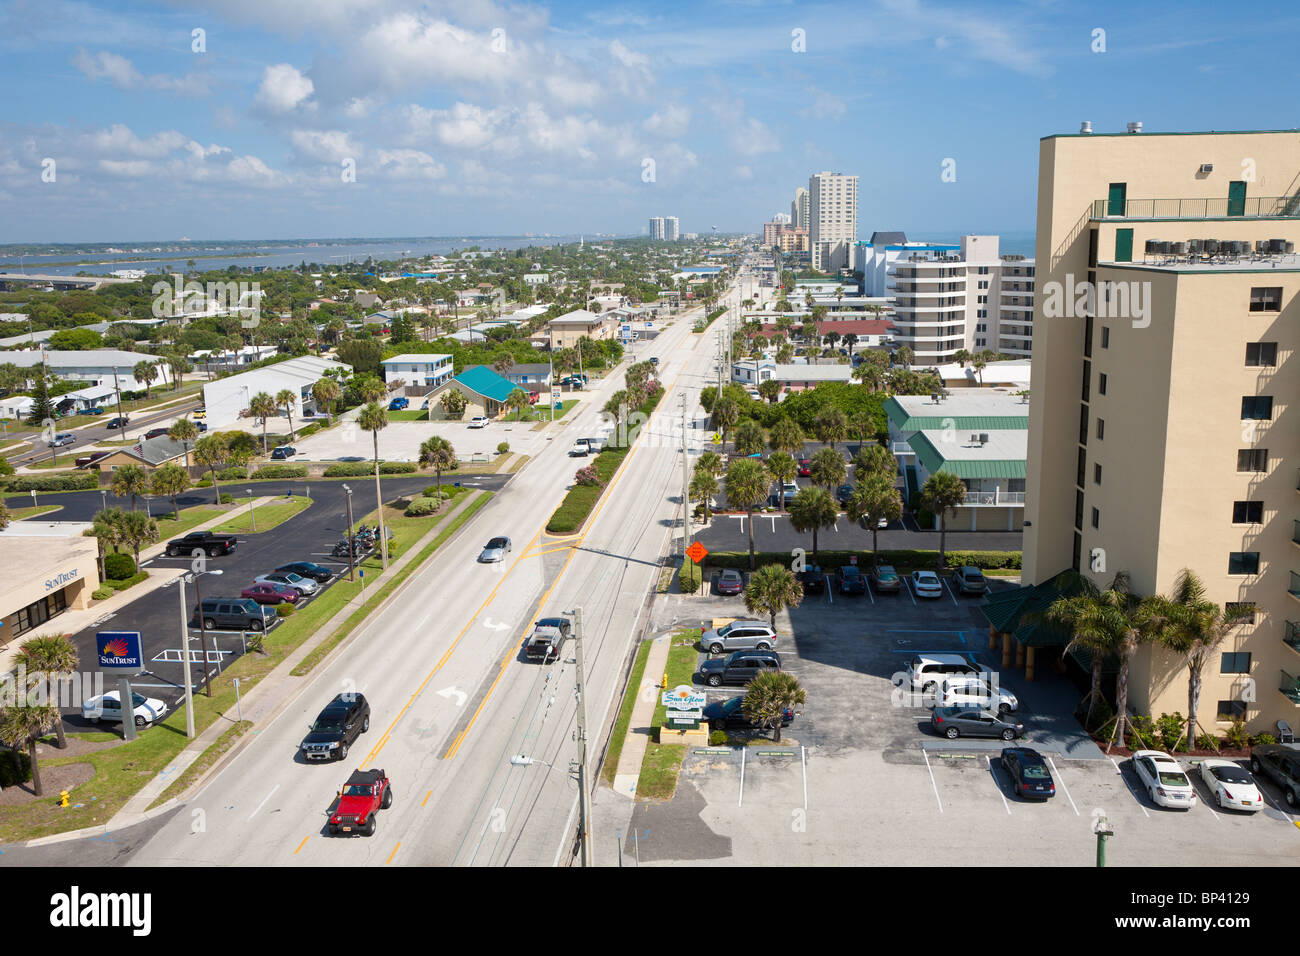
top-left (524, 617), bottom-right (571, 662)
top-left (165, 531), bottom-right (238, 557)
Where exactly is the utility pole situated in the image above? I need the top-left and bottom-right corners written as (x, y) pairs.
top-left (572, 606), bottom-right (593, 867)
top-left (178, 573), bottom-right (195, 738)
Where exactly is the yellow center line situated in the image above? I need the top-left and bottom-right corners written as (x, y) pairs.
top-left (293, 836), bottom-right (309, 855)
top-left (386, 842), bottom-right (401, 864)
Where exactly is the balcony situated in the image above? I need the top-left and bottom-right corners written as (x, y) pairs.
top-left (891, 441), bottom-right (915, 456)
top-left (1282, 670), bottom-right (1300, 705)
top-left (962, 490), bottom-right (1026, 506)
top-left (1286, 621), bottom-right (1300, 656)
top-left (1292, 571), bottom-right (1300, 601)
top-left (1091, 196), bottom-right (1299, 220)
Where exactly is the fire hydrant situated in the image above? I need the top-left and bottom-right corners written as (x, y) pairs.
top-left (59, 790), bottom-right (69, 808)
top-left (662, 672), bottom-right (668, 690)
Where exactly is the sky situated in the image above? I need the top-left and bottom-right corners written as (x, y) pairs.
top-left (1, 0), bottom-right (1298, 243)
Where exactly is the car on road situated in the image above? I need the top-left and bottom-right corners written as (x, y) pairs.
top-left (467, 416), bottom-right (490, 429)
top-left (838, 566), bottom-right (868, 595)
top-left (104, 417), bottom-right (129, 429)
top-left (388, 397), bottom-right (409, 411)
top-left (1131, 750), bottom-right (1198, 809)
top-left (797, 458), bottom-right (812, 477)
top-left (1199, 758), bottom-right (1264, 812)
top-left (300, 693), bottom-right (370, 762)
top-left (48, 432), bottom-right (75, 447)
top-left (559, 376), bottom-right (585, 390)
top-left (165, 531), bottom-right (237, 557)
top-left (478, 536), bottom-right (512, 562)
top-left (1000, 747), bottom-right (1056, 799)
top-left (1249, 744), bottom-right (1300, 808)
top-left (649, 356), bottom-right (659, 366)
top-left (327, 768), bottom-right (392, 836)
top-left (192, 408), bottom-right (206, 420)
top-left (256, 571), bottom-right (318, 595)
top-left (192, 597), bottom-right (275, 631)
top-left (81, 690), bottom-right (167, 727)
top-left (907, 653), bottom-right (983, 692)
top-left (798, 566), bottom-right (826, 594)
top-left (241, 582), bottom-right (300, 605)
top-left (714, 569), bottom-right (745, 596)
top-left (931, 706), bottom-right (1025, 741)
top-left (701, 620), bottom-right (777, 654)
top-left (270, 445), bottom-right (297, 460)
top-left (911, 570), bottom-right (944, 598)
top-left (952, 566), bottom-right (989, 595)
top-left (276, 561), bottom-right (334, 583)
top-left (524, 617), bottom-right (571, 662)
top-left (871, 565), bottom-right (902, 593)
top-left (704, 694), bottom-right (795, 733)
top-left (698, 649), bottom-right (782, 687)
top-left (570, 438), bottom-right (591, 457)
top-left (938, 674), bottom-right (1019, 713)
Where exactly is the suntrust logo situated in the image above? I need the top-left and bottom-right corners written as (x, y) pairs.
top-left (1041, 275), bottom-right (1152, 328)
top-left (151, 274), bottom-right (262, 328)
top-left (49, 886), bottom-right (151, 936)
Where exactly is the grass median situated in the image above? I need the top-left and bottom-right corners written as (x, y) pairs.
top-left (546, 444), bottom-right (631, 533)
top-left (213, 495), bottom-right (312, 534)
top-left (601, 638), bottom-right (653, 786)
top-left (636, 630), bottom-right (701, 801)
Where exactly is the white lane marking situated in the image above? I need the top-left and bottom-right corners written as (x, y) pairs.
top-left (1046, 756), bottom-right (1080, 815)
top-left (1110, 756), bottom-right (1150, 818)
top-left (922, 748), bottom-right (942, 813)
top-left (248, 784), bottom-right (279, 820)
top-left (739, 746), bottom-right (746, 807)
top-left (987, 754), bottom-right (1011, 814)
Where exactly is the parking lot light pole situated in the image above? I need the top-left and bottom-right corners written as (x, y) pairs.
top-left (342, 484), bottom-right (356, 582)
top-left (177, 574), bottom-right (196, 739)
top-left (247, 489), bottom-right (256, 531)
top-left (192, 567), bottom-right (223, 698)
top-left (99, 489), bottom-right (107, 512)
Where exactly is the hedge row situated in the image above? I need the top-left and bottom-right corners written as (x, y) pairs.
top-left (322, 461), bottom-right (418, 477)
top-left (252, 464), bottom-right (309, 479)
top-left (3, 472), bottom-right (98, 492)
top-left (546, 444), bottom-right (631, 533)
top-left (701, 549), bottom-right (1022, 572)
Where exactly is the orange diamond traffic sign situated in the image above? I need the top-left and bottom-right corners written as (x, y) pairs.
top-left (686, 541), bottom-right (708, 564)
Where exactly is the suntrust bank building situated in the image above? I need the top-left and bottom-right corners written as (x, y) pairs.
top-left (0, 522), bottom-right (100, 651)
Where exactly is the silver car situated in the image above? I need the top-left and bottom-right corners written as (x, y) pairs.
top-left (701, 620), bottom-right (778, 655)
top-left (256, 571), bottom-right (318, 595)
top-left (479, 536), bottom-right (512, 562)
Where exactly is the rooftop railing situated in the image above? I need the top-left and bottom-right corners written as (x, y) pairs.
top-left (1091, 196), bottom-right (1299, 220)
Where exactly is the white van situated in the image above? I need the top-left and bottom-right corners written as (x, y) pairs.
top-left (906, 654), bottom-right (981, 691)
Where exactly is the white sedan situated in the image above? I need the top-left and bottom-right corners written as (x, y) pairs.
top-left (82, 691), bottom-right (167, 727)
top-left (1198, 758), bottom-right (1264, 812)
top-left (1131, 750), bottom-right (1197, 809)
top-left (467, 416), bottom-right (490, 429)
top-left (911, 570), bottom-right (944, 599)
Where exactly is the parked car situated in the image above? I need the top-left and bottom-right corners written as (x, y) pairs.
top-left (770, 479), bottom-right (798, 506)
top-left (104, 416), bottom-right (129, 429)
top-left (1000, 747), bottom-right (1056, 799)
top-left (911, 570), bottom-right (944, 599)
top-left (1250, 744), bottom-right (1300, 807)
top-left (191, 408), bottom-right (206, 420)
top-left (838, 566), bottom-right (868, 595)
top-left (192, 597), bottom-right (275, 631)
top-left (1131, 750), bottom-right (1197, 809)
top-left (938, 675), bottom-right (1019, 713)
top-left (714, 569), bottom-right (745, 596)
top-left (467, 416), bottom-right (490, 429)
top-left (76, 450), bottom-right (111, 469)
top-left (478, 536), bottom-right (512, 562)
top-left (195, 420), bottom-right (208, 432)
top-left (698, 649), bottom-right (782, 687)
top-left (142, 427), bottom-right (169, 440)
top-left (81, 690), bottom-right (167, 727)
top-left (952, 566), bottom-right (989, 595)
top-left (270, 445), bottom-right (297, 460)
top-left (701, 620), bottom-right (777, 654)
top-left (327, 768), bottom-right (392, 837)
top-left (798, 565), bottom-right (826, 594)
top-left (165, 531), bottom-right (237, 557)
top-left (704, 694), bottom-right (795, 732)
top-left (907, 653), bottom-right (982, 692)
top-left (256, 571), bottom-right (318, 595)
top-left (275, 561), bottom-right (334, 583)
top-left (1199, 758), bottom-right (1264, 812)
top-left (797, 458), bottom-right (812, 477)
top-left (570, 438), bottom-right (590, 457)
top-left (300, 693), bottom-right (370, 762)
top-left (48, 432), bottom-right (75, 447)
top-left (649, 356), bottom-right (659, 366)
top-left (871, 565), bottom-right (902, 593)
top-left (931, 706), bottom-right (1025, 740)
top-left (388, 397), bottom-right (409, 411)
top-left (836, 484), bottom-right (855, 505)
top-left (241, 582), bottom-right (300, 605)
top-left (84, 406), bottom-right (105, 415)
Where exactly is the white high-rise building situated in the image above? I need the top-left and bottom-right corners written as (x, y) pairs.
top-left (808, 172), bottom-right (858, 272)
top-left (648, 217), bottom-right (665, 240)
top-left (792, 186), bottom-right (809, 230)
top-left (664, 216), bottom-right (679, 241)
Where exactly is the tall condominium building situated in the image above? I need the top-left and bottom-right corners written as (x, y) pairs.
top-left (886, 234), bottom-right (1036, 364)
top-left (664, 216), bottom-right (679, 241)
top-left (808, 171), bottom-right (858, 272)
top-left (648, 216), bottom-right (665, 240)
top-left (1019, 127), bottom-right (1299, 735)
top-left (792, 186), bottom-right (809, 230)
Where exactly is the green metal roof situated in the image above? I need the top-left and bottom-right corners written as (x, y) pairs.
top-left (454, 365), bottom-right (518, 403)
top-left (979, 569), bottom-right (1092, 647)
top-left (910, 431), bottom-right (1027, 480)
top-left (883, 397), bottom-right (1028, 433)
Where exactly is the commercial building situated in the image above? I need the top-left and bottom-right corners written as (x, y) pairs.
top-left (201, 356), bottom-right (350, 429)
top-left (1020, 126), bottom-right (1300, 734)
top-left (4, 349), bottom-right (172, 392)
top-left (664, 216), bottom-right (680, 241)
top-left (380, 354), bottom-right (454, 388)
top-left (545, 309), bottom-right (616, 350)
top-left (0, 522), bottom-right (100, 654)
top-left (935, 357), bottom-right (1032, 390)
top-left (858, 233), bottom-right (959, 296)
top-left (809, 171), bottom-right (858, 272)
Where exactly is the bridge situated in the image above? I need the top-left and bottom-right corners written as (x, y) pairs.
top-left (0, 273), bottom-right (142, 291)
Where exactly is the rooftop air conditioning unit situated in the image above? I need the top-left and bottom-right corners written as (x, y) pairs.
top-left (1080, 121), bottom-right (1093, 134)
top-left (1127, 121), bottom-right (1143, 134)
top-left (1199, 163), bottom-right (1214, 174)
top-left (978, 433), bottom-right (990, 444)
top-left (930, 392), bottom-right (942, 403)
top-left (970, 434), bottom-right (980, 444)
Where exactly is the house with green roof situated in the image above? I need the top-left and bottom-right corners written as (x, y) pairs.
top-left (435, 365), bottom-right (522, 420)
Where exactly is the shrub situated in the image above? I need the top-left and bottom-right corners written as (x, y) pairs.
top-left (92, 586), bottom-right (113, 601)
top-left (252, 464), bottom-right (308, 479)
top-left (404, 497), bottom-right (442, 517)
top-left (574, 464), bottom-right (601, 487)
top-left (422, 484), bottom-right (458, 498)
top-left (0, 747), bottom-right (31, 787)
top-left (1224, 718), bottom-right (1251, 749)
top-left (276, 602), bottom-right (296, 617)
top-left (219, 493), bottom-right (233, 504)
top-left (322, 461), bottom-right (418, 477)
top-left (1126, 714), bottom-right (1156, 750)
top-left (216, 466), bottom-right (248, 480)
top-left (0, 457), bottom-right (13, 476)
top-left (297, 422), bottom-right (323, 438)
top-left (196, 479), bottom-right (212, 487)
top-left (1080, 696), bottom-right (1115, 734)
top-left (497, 442), bottom-right (510, 455)
top-left (1154, 712), bottom-right (1187, 752)
top-left (105, 571), bottom-right (148, 590)
top-left (678, 559), bottom-right (702, 594)
top-left (708, 730), bottom-right (728, 747)
top-left (3, 472), bottom-right (98, 492)
top-left (104, 552), bottom-right (136, 580)
top-left (1196, 732), bottom-right (1220, 751)
top-left (1253, 733), bottom-right (1277, 746)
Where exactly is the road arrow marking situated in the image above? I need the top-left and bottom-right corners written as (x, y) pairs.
top-left (438, 686), bottom-right (468, 707)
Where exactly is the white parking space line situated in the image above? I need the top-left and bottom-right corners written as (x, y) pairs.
top-left (986, 754), bottom-right (1011, 814)
top-left (1255, 782), bottom-right (1297, 823)
top-left (943, 579), bottom-right (958, 606)
top-left (904, 577), bottom-right (917, 607)
top-left (922, 749), bottom-right (943, 813)
top-left (864, 579), bottom-right (875, 605)
top-left (1110, 756), bottom-right (1150, 818)
top-left (248, 783), bottom-right (279, 820)
top-left (1045, 757), bottom-right (1080, 815)
top-left (738, 747), bottom-right (746, 807)
top-left (801, 746), bottom-right (808, 810)
top-left (825, 582), bottom-right (833, 605)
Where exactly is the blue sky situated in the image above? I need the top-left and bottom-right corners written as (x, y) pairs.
top-left (1, 0), bottom-right (1297, 243)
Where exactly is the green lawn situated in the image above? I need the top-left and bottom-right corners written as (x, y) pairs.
top-left (636, 744), bottom-right (686, 800)
top-left (386, 409), bottom-right (429, 421)
top-left (8, 504), bottom-right (61, 520)
top-left (154, 506), bottom-right (229, 538)
top-left (602, 639), bottom-right (654, 785)
top-left (213, 496), bottom-right (312, 533)
top-left (650, 631), bottom-right (703, 729)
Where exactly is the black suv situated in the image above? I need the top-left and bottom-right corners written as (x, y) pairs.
top-left (698, 649), bottom-right (782, 687)
top-left (1250, 744), bottom-right (1300, 807)
top-left (300, 694), bottom-right (371, 762)
top-left (798, 566), bottom-right (826, 594)
top-left (192, 598), bottom-right (274, 631)
top-left (276, 561), bottom-right (334, 583)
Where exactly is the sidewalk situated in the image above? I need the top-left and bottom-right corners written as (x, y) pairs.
top-left (610, 632), bottom-right (673, 799)
top-left (103, 488), bottom-right (487, 830)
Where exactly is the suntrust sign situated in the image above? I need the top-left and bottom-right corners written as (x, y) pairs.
top-left (45, 568), bottom-right (79, 592)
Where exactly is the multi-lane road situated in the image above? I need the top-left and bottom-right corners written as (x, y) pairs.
top-left (105, 276), bottom-right (760, 866)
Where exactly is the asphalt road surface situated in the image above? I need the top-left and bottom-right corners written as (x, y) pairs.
top-left (4, 395), bottom-right (201, 469)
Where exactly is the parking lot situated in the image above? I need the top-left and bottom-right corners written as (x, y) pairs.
top-left (617, 570), bottom-right (1300, 866)
top-left (290, 415), bottom-right (565, 463)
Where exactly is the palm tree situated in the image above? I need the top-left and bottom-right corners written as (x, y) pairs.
top-left (896, 345), bottom-right (914, 369)
top-left (742, 671), bottom-right (806, 743)
top-left (852, 362), bottom-right (886, 392)
top-left (733, 420), bottom-right (765, 457)
top-left (358, 401), bottom-right (390, 569)
top-left (276, 388), bottom-right (297, 441)
top-left (132, 360), bottom-right (160, 398)
top-left (120, 510), bottom-right (160, 565)
top-left (358, 377), bottom-right (387, 405)
top-left (150, 462), bottom-right (190, 518)
top-left (788, 487), bottom-right (837, 562)
top-left (168, 417), bottom-right (198, 467)
top-left (854, 443), bottom-right (896, 482)
top-left (920, 471), bottom-right (967, 569)
top-left (744, 563), bottom-right (804, 630)
top-left (711, 397), bottom-right (739, 449)
top-left (757, 379), bottom-right (781, 404)
top-left (15, 633), bottom-right (78, 749)
top-left (0, 697), bottom-right (59, 795)
top-left (766, 452), bottom-right (797, 512)
top-left (724, 458), bottom-right (769, 570)
top-left (953, 349), bottom-right (972, 368)
top-left (767, 417), bottom-right (804, 458)
top-left (814, 406), bottom-right (847, 456)
top-left (689, 467), bottom-right (718, 524)
top-left (506, 388), bottom-right (531, 421)
top-left (312, 377), bottom-right (340, 424)
top-left (492, 354), bottom-right (513, 376)
top-left (248, 391), bottom-right (277, 455)
top-left (848, 411), bottom-right (877, 452)
top-left (845, 476), bottom-right (902, 570)
top-left (809, 447), bottom-right (845, 492)
top-left (110, 464), bottom-right (148, 512)
top-left (696, 451), bottom-right (724, 479)
top-left (419, 435), bottom-right (457, 504)
top-left (193, 433), bottom-right (228, 505)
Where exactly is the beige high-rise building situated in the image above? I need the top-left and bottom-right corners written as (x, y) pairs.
top-left (1021, 126), bottom-right (1300, 735)
top-left (809, 171), bottom-right (857, 272)
top-left (792, 186), bottom-right (809, 230)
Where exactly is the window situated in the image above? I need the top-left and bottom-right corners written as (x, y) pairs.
top-left (1237, 448), bottom-right (1268, 472)
top-left (1081, 360), bottom-right (1091, 400)
top-left (1096, 417), bottom-right (1105, 440)
top-left (1232, 501), bottom-right (1264, 523)
top-left (1245, 342), bottom-right (1277, 367)
top-left (1227, 552), bottom-right (1260, 575)
top-left (1100, 326), bottom-right (1110, 349)
top-left (1248, 287), bottom-right (1282, 312)
top-left (1240, 396), bottom-right (1273, 420)
top-left (1225, 603), bottom-right (1256, 625)
top-left (1084, 315), bottom-right (1094, 357)
top-left (1094, 463), bottom-right (1102, 484)
top-left (1074, 490), bottom-right (1084, 530)
top-left (1221, 652), bottom-right (1251, 674)
top-left (1091, 507), bottom-right (1100, 529)
top-left (1079, 405), bottom-right (1089, 444)
top-left (1217, 700), bottom-right (1248, 720)
top-left (1072, 531), bottom-right (1082, 572)
top-left (1076, 447), bottom-right (1086, 487)
top-left (1098, 373), bottom-right (1107, 395)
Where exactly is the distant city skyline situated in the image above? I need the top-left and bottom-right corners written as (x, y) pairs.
top-left (3, 0), bottom-right (1292, 243)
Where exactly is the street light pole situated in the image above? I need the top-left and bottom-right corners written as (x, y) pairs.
top-left (572, 606), bottom-right (592, 867)
top-left (342, 484), bottom-right (356, 582)
top-left (247, 489), bottom-right (256, 531)
top-left (178, 574), bottom-right (195, 738)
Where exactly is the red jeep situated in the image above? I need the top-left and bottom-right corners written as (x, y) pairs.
top-left (327, 768), bottom-right (392, 836)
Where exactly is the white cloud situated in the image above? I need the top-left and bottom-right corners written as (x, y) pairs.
top-left (734, 165), bottom-right (753, 180)
top-left (255, 63), bottom-right (315, 113)
top-left (72, 49), bottom-right (213, 97)
top-left (800, 87), bottom-right (847, 121)
top-left (289, 129), bottom-right (359, 162)
top-left (609, 39), bottom-right (650, 71)
top-left (374, 149), bottom-right (446, 180)
top-left (642, 105), bottom-right (690, 138)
